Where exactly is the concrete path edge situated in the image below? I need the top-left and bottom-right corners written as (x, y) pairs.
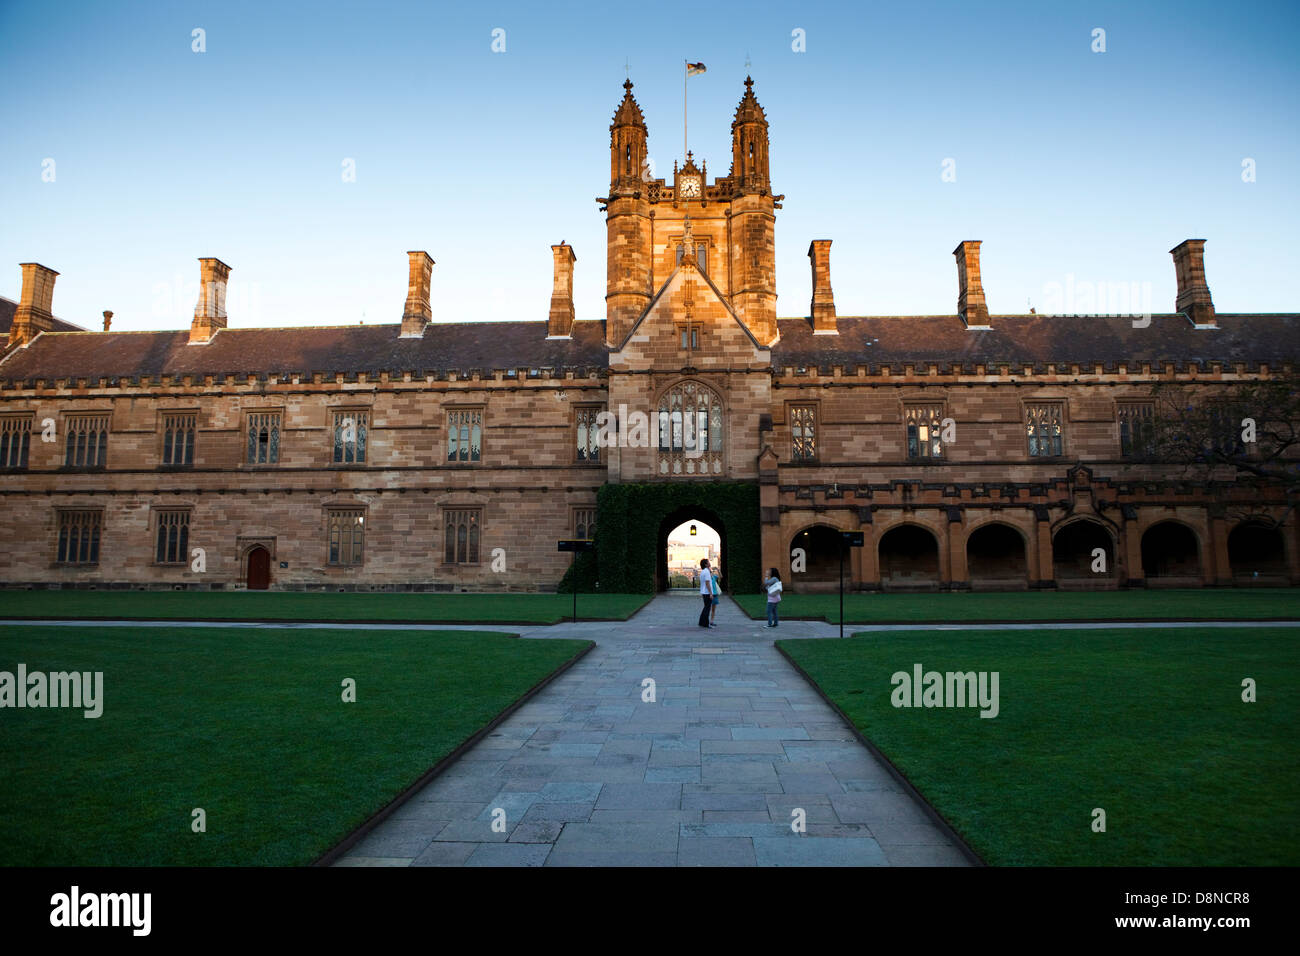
top-left (311, 639), bottom-right (596, 867)
top-left (774, 642), bottom-right (987, 867)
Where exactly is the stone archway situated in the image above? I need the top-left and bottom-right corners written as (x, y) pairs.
top-left (966, 523), bottom-right (1028, 589)
top-left (657, 505), bottom-right (727, 592)
top-left (1228, 522), bottom-right (1288, 583)
top-left (788, 524), bottom-right (844, 593)
top-left (1140, 521), bottom-right (1201, 585)
top-left (878, 524), bottom-right (941, 590)
top-left (1052, 519), bottom-right (1118, 587)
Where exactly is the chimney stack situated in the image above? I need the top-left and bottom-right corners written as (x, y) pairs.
top-left (10, 263), bottom-right (59, 348)
top-left (953, 241), bottom-right (990, 327)
top-left (547, 243), bottom-right (577, 338)
top-left (189, 257), bottom-right (232, 345)
top-left (102, 310), bottom-right (113, 332)
top-left (401, 251), bottom-right (434, 337)
top-left (808, 240), bottom-right (837, 334)
top-left (1170, 239), bottom-right (1215, 327)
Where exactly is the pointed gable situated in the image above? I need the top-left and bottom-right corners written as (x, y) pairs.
top-left (610, 257), bottom-right (769, 372)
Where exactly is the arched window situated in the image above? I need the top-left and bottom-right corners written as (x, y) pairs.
top-left (657, 381), bottom-right (724, 476)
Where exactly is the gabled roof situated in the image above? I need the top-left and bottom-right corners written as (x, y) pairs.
top-left (0, 319), bottom-right (609, 384)
top-left (614, 261), bottom-right (769, 353)
top-left (772, 314), bottom-right (1300, 370)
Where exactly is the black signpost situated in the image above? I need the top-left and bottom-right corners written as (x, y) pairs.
top-left (557, 539), bottom-right (595, 624)
top-left (839, 531), bottom-right (865, 639)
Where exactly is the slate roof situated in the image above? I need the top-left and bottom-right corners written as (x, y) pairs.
top-left (772, 314), bottom-right (1300, 371)
top-left (0, 296), bottom-right (88, 351)
top-left (2, 310), bottom-right (1297, 385)
top-left (0, 320), bottom-right (609, 383)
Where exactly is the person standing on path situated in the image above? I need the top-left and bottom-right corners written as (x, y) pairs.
top-left (698, 559), bottom-right (714, 628)
top-left (709, 566), bottom-right (721, 627)
top-left (763, 568), bottom-right (783, 627)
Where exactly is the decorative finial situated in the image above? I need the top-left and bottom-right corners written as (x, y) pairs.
top-left (744, 75), bottom-right (753, 89)
top-left (623, 78), bottom-right (633, 91)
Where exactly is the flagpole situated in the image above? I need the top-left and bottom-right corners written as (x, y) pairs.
top-left (683, 60), bottom-right (688, 160)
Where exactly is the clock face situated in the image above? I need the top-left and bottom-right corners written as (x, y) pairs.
top-left (679, 176), bottom-right (701, 199)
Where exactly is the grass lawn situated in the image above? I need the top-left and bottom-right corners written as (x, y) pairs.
top-left (0, 590), bottom-right (651, 624)
top-left (0, 625), bottom-right (590, 865)
top-left (779, 626), bottom-right (1299, 865)
top-left (737, 588), bottom-right (1300, 623)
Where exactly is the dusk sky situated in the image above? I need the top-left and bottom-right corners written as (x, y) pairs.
top-left (1, 0), bottom-right (1297, 331)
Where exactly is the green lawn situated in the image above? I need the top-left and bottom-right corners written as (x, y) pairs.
top-left (779, 626), bottom-right (1299, 865)
top-left (737, 588), bottom-right (1300, 623)
top-left (0, 625), bottom-right (590, 865)
top-left (0, 590), bottom-right (651, 624)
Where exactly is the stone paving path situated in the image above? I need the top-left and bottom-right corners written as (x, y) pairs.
top-left (333, 592), bottom-right (971, 867)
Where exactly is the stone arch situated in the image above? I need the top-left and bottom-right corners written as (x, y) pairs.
top-left (787, 524), bottom-right (845, 592)
top-left (966, 521), bottom-right (1029, 588)
top-left (1140, 520), bottom-right (1201, 584)
top-left (1052, 517), bottom-right (1119, 586)
top-left (657, 504), bottom-right (727, 592)
top-left (1228, 521), bottom-right (1288, 582)
top-left (878, 522), bottom-right (941, 590)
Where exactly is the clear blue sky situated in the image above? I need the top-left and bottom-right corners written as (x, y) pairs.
top-left (1, 0), bottom-right (1297, 331)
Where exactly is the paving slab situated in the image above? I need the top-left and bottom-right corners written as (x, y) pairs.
top-left (333, 593), bottom-right (972, 868)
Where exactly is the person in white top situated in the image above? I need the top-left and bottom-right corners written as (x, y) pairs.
top-left (698, 559), bottom-right (714, 628)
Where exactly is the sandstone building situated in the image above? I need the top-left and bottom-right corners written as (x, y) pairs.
top-left (2, 78), bottom-right (1298, 593)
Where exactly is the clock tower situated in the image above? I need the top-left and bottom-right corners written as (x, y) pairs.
top-left (601, 76), bottom-right (781, 348)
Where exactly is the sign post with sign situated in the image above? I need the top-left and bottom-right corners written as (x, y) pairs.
top-left (557, 539), bottom-right (595, 624)
top-left (839, 531), bottom-right (865, 639)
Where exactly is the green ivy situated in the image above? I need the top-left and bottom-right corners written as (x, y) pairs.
top-left (580, 482), bottom-right (761, 594)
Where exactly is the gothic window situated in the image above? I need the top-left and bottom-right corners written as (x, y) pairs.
top-left (1118, 402), bottom-right (1155, 458)
top-left (678, 325), bottom-right (699, 349)
top-left (327, 509), bottom-right (365, 566)
top-left (155, 510), bottom-right (190, 565)
top-left (332, 410), bottom-right (367, 464)
top-left (575, 407), bottom-right (602, 463)
top-left (791, 405), bottom-right (817, 462)
top-left (905, 404), bottom-right (945, 459)
top-left (56, 509), bottom-right (102, 564)
top-left (444, 509), bottom-right (481, 564)
top-left (64, 414), bottom-right (110, 469)
top-left (574, 508), bottom-right (597, 541)
top-left (0, 415), bottom-right (32, 469)
top-left (161, 412), bottom-right (196, 467)
top-left (656, 381), bottom-right (724, 476)
top-left (247, 412), bottom-right (281, 464)
top-left (1026, 403), bottom-right (1064, 457)
top-left (447, 409), bottom-right (483, 463)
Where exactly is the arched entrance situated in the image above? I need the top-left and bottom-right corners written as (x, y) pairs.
top-left (246, 546), bottom-right (271, 590)
top-left (1228, 522), bottom-right (1287, 583)
top-left (658, 506), bottom-right (726, 592)
top-left (1140, 521), bottom-right (1201, 584)
top-left (878, 524), bottom-right (940, 590)
top-left (966, 523), bottom-right (1028, 588)
top-left (789, 525), bottom-right (843, 592)
top-left (1052, 519), bottom-right (1117, 587)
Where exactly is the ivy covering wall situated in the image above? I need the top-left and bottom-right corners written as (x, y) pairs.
top-left (560, 481), bottom-right (760, 594)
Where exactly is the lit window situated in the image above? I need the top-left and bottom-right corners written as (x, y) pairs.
top-left (905, 405), bottom-right (945, 459)
top-left (1027, 403), bottom-right (1064, 457)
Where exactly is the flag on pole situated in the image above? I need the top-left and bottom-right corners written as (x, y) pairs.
top-left (686, 62), bottom-right (707, 76)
